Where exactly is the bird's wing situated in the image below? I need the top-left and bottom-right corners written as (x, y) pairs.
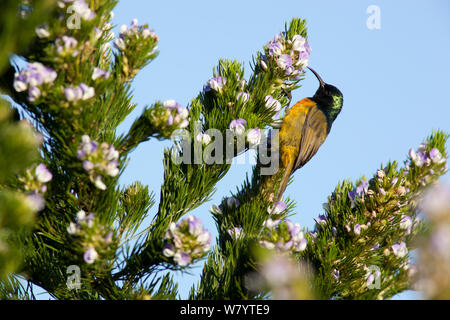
top-left (293, 105), bottom-right (329, 171)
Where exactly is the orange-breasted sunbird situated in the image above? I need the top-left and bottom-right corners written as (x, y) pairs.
top-left (273, 67), bottom-right (344, 207)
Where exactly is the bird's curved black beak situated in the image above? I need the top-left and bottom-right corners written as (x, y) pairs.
top-left (307, 67), bottom-right (325, 88)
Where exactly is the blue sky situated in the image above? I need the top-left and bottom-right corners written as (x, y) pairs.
top-left (36, 0), bottom-right (450, 299)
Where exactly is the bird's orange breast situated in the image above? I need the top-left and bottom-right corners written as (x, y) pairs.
top-left (279, 98), bottom-right (316, 167)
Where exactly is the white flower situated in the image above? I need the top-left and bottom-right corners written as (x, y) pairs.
top-left (120, 24), bottom-right (128, 34)
top-left (225, 197), bottom-right (239, 208)
top-left (400, 215), bottom-right (413, 230)
top-left (229, 119), bottom-right (247, 135)
top-left (163, 248), bottom-right (174, 258)
top-left (210, 204), bottom-right (222, 215)
top-left (142, 28), bottom-right (151, 38)
top-left (197, 231), bottom-right (212, 243)
top-left (294, 238), bottom-right (307, 251)
top-left (268, 201), bottom-right (287, 215)
top-left (92, 67), bottom-right (110, 80)
top-left (264, 95), bottom-right (282, 112)
top-left (35, 26), bottom-right (50, 38)
top-left (247, 128), bottom-right (261, 145)
top-left (67, 222), bottom-right (78, 235)
top-left (178, 108), bottom-right (189, 119)
top-left (196, 133), bottom-right (211, 145)
top-left (114, 38), bottom-right (126, 51)
top-left (76, 210), bottom-right (87, 221)
top-left (237, 92), bottom-right (250, 104)
top-left (25, 193), bottom-right (45, 212)
top-left (13, 79), bottom-right (27, 92)
top-left (83, 160), bottom-right (94, 171)
top-left (392, 242), bottom-right (408, 258)
top-left (35, 164), bottom-right (52, 183)
top-left (83, 247), bottom-right (98, 264)
top-left (80, 84), bottom-right (95, 100)
top-left (64, 87), bottom-right (78, 101)
top-left (228, 227), bottom-right (243, 240)
top-left (173, 252), bottom-right (190, 266)
top-left (260, 59), bottom-right (268, 71)
top-left (104, 162), bottom-right (119, 177)
top-left (409, 148), bottom-right (424, 167)
top-left (263, 218), bottom-right (280, 229)
top-left (206, 77), bottom-right (225, 92)
top-left (72, 0), bottom-right (95, 21)
top-left (259, 240), bottom-right (275, 250)
top-left (93, 175), bottom-right (107, 190)
top-left (177, 119), bottom-right (189, 129)
top-left (354, 224), bottom-right (361, 236)
top-left (291, 35), bottom-right (306, 51)
top-left (28, 86), bottom-right (41, 102)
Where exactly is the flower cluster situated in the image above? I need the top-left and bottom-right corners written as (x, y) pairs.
top-left (162, 215), bottom-right (212, 266)
top-left (76, 135), bottom-right (119, 190)
top-left (347, 178), bottom-right (370, 207)
top-left (259, 218), bottom-right (307, 252)
top-left (408, 143), bottom-right (447, 174)
top-left (19, 163), bottom-right (53, 211)
top-left (147, 100), bottom-right (190, 140)
top-left (113, 19), bottom-right (159, 80)
top-left (67, 210), bottom-right (114, 264)
top-left (20, 163), bottom-right (53, 193)
top-left (64, 83), bottom-right (95, 102)
top-left (342, 165), bottom-right (420, 242)
top-left (55, 36), bottom-right (79, 57)
top-left (163, 100), bottom-right (189, 129)
top-left (114, 19), bottom-right (159, 52)
top-left (263, 33), bottom-right (311, 79)
top-left (13, 62), bottom-right (57, 102)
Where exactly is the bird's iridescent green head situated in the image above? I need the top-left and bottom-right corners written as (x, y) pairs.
top-left (308, 67), bottom-right (343, 123)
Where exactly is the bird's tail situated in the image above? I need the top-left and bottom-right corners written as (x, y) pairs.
top-left (271, 159), bottom-right (295, 213)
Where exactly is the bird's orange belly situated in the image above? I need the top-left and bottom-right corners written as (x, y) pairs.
top-left (279, 98), bottom-right (316, 168)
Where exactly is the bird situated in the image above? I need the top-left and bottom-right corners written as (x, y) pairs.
top-left (271, 67), bottom-right (344, 210)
